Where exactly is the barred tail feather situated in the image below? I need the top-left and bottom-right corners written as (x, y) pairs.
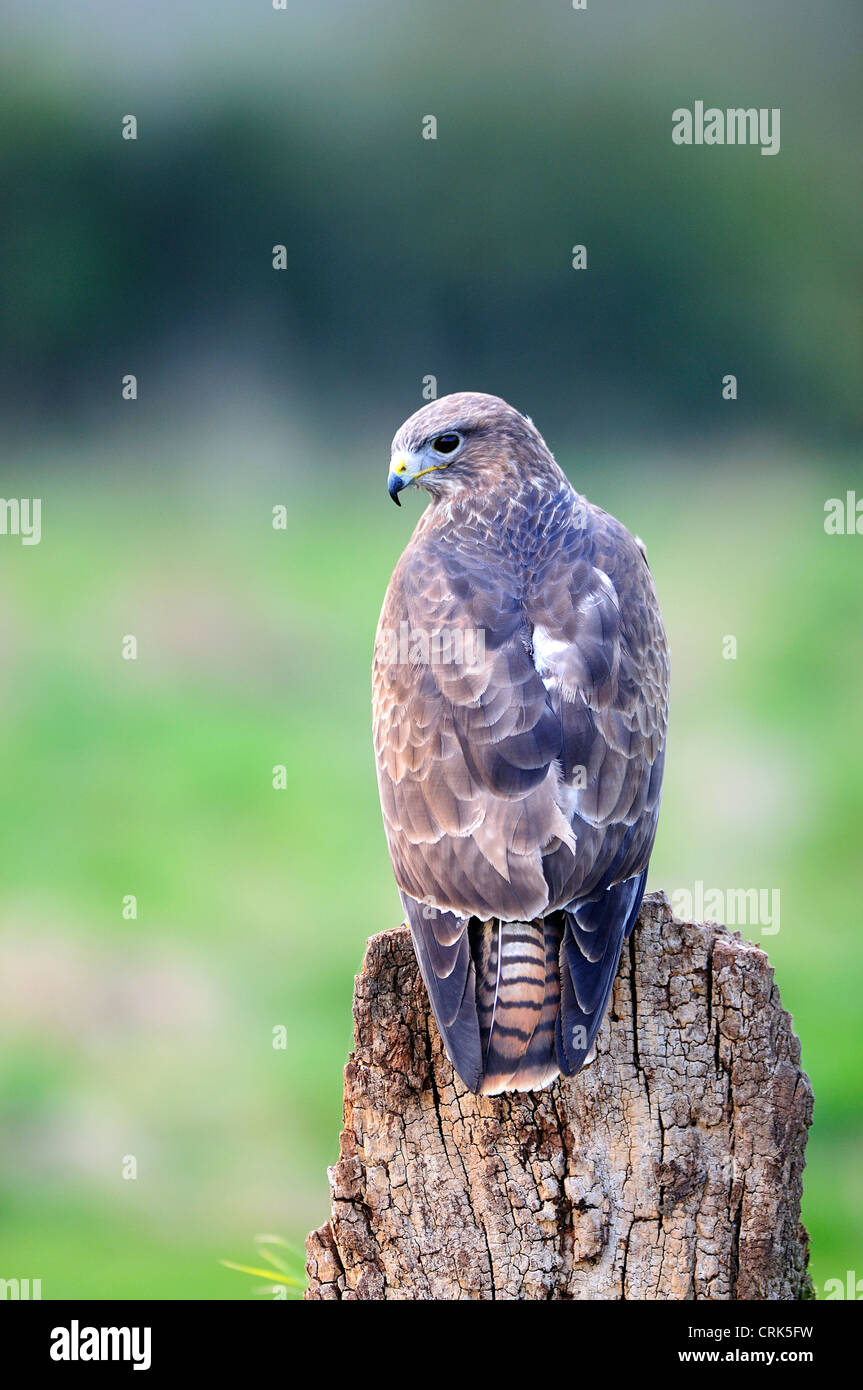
top-left (400, 871), bottom-right (648, 1096)
top-left (471, 917), bottom-right (562, 1095)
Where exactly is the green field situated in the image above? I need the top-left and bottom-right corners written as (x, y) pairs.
top-left (0, 442), bottom-right (860, 1298)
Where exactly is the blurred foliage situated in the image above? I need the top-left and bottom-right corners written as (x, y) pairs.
top-left (0, 0), bottom-right (861, 445)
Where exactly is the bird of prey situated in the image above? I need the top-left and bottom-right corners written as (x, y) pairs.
top-left (372, 393), bottom-right (668, 1095)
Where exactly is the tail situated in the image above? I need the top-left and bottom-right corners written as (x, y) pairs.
top-left (400, 868), bottom-right (647, 1096)
top-left (471, 917), bottom-right (562, 1095)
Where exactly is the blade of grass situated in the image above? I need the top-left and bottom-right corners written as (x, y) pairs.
top-left (220, 1259), bottom-right (304, 1287)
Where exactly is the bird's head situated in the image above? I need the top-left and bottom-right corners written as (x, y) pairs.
top-left (387, 391), bottom-right (561, 505)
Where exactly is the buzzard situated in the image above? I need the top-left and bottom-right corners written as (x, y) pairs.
top-left (372, 393), bottom-right (669, 1095)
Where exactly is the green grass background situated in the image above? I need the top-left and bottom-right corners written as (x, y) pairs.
top-left (0, 441), bottom-right (860, 1298)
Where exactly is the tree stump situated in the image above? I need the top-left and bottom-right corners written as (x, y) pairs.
top-left (305, 892), bottom-right (813, 1300)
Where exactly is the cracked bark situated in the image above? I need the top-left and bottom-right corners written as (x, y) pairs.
top-left (305, 892), bottom-right (813, 1301)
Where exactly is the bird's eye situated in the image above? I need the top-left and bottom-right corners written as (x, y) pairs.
top-left (432, 432), bottom-right (461, 455)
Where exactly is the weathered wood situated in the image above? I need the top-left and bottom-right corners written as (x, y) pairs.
top-left (305, 892), bottom-right (813, 1300)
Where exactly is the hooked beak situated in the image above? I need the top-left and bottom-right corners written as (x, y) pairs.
top-left (387, 448), bottom-right (450, 505)
top-left (388, 453), bottom-right (412, 506)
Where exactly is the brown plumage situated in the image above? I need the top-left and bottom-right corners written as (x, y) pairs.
top-left (372, 393), bottom-right (669, 1094)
